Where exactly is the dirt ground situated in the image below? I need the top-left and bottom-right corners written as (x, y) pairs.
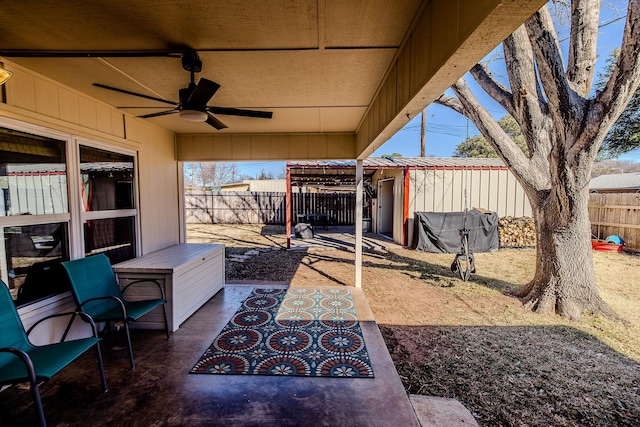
top-left (188, 223), bottom-right (640, 426)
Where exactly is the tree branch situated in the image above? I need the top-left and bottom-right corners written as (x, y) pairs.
top-left (448, 79), bottom-right (550, 191)
top-left (567, 0), bottom-right (601, 96)
top-left (468, 63), bottom-right (515, 116)
top-left (433, 94), bottom-right (465, 115)
top-left (578, 0), bottom-right (640, 159)
top-left (502, 25), bottom-right (550, 157)
top-left (526, 5), bottom-right (584, 124)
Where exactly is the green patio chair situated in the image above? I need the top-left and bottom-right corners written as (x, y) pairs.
top-left (0, 279), bottom-right (107, 427)
top-left (61, 254), bottom-right (170, 370)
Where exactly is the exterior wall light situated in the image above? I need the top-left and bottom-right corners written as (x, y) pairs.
top-left (0, 66), bottom-right (12, 85)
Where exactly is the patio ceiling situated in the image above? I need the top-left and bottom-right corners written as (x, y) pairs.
top-left (0, 0), bottom-right (547, 160)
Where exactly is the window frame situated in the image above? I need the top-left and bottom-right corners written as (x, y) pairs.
top-left (0, 117), bottom-right (141, 308)
top-left (74, 138), bottom-right (141, 260)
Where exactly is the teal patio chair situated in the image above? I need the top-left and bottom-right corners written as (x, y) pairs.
top-left (61, 254), bottom-right (169, 370)
top-left (0, 280), bottom-right (107, 427)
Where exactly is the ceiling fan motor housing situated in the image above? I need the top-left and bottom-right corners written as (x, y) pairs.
top-left (182, 52), bottom-right (202, 73)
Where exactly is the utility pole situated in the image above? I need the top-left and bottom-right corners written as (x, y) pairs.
top-left (420, 108), bottom-right (426, 157)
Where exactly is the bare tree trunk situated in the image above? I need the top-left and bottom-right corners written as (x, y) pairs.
top-left (516, 184), bottom-right (616, 320)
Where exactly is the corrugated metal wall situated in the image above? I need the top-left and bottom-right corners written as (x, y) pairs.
top-left (2, 174), bottom-right (68, 216)
top-left (407, 168), bottom-right (532, 246)
top-left (377, 167), bottom-right (532, 246)
top-left (409, 168), bottom-right (531, 216)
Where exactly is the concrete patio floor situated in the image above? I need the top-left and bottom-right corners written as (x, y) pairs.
top-left (1, 284), bottom-right (421, 426)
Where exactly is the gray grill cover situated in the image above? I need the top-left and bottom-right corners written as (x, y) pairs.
top-left (411, 210), bottom-right (499, 253)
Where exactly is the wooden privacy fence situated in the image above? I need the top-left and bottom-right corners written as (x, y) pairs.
top-left (291, 192), bottom-right (356, 225)
top-left (589, 192), bottom-right (640, 253)
top-left (186, 192), bottom-right (286, 224)
top-left (185, 192), bottom-right (356, 225)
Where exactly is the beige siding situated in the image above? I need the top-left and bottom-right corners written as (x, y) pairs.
top-left (177, 133), bottom-right (356, 161)
top-left (219, 183), bottom-right (250, 192)
top-left (2, 63), bottom-right (180, 255)
top-left (133, 120), bottom-right (180, 254)
top-left (218, 180), bottom-right (290, 193)
top-left (5, 62), bottom-right (126, 139)
top-left (409, 168), bottom-right (531, 217)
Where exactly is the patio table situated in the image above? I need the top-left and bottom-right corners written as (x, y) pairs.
top-left (306, 213), bottom-right (329, 230)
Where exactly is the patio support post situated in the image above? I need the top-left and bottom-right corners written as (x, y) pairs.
top-left (355, 159), bottom-right (363, 288)
top-left (286, 165), bottom-right (291, 249)
top-left (403, 166), bottom-right (410, 246)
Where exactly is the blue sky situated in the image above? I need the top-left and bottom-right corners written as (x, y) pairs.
top-left (236, 1), bottom-right (638, 178)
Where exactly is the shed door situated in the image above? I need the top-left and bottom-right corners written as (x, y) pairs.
top-left (378, 179), bottom-right (394, 237)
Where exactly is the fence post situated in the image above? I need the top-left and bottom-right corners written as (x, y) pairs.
top-left (210, 191), bottom-right (215, 224)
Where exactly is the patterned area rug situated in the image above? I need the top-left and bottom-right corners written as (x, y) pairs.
top-left (190, 288), bottom-right (375, 378)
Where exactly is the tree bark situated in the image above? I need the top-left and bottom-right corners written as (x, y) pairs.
top-left (515, 184), bottom-right (616, 320)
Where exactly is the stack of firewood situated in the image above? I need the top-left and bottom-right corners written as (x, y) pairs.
top-left (499, 216), bottom-right (536, 247)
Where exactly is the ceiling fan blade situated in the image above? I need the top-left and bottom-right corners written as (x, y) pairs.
top-left (116, 106), bottom-right (171, 109)
top-left (0, 50), bottom-right (184, 58)
top-left (206, 113), bottom-right (228, 130)
top-left (207, 106), bottom-right (273, 119)
top-left (187, 78), bottom-right (220, 107)
top-left (93, 83), bottom-right (177, 106)
top-left (137, 108), bottom-right (179, 119)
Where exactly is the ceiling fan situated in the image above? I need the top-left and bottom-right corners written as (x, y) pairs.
top-left (93, 52), bottom-right (273, 130)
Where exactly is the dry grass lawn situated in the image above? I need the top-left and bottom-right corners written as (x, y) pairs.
top-left (188, 224), bottom-right (640, 426)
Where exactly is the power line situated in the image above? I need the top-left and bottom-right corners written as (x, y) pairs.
top-left (559, 15), bottom-right (626, 42)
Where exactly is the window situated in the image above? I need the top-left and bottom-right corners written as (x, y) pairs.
top-left (0, 128), bottom-right (67, 217)
top-left (80, 146), bottom-right (135, 211)
top-left (79, 145), bottom-right (137, 264)
top-left (0, 122), bottom-right (139, 306)
top-left (0, 126), bottom-right (71, 306)
top-left (1, 223), bottom-right (70, 305)
top-left (84, 216), bottom-right (136, 263)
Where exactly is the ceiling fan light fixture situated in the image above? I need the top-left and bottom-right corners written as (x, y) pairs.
top-left (180, 109), bottom-right (208, 122)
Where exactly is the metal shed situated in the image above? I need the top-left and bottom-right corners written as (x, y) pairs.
top-left (287, 158), bottom-right (532, 246)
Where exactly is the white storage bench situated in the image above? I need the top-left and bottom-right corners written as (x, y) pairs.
top-left (112, 243), bottom-right (225, 332)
